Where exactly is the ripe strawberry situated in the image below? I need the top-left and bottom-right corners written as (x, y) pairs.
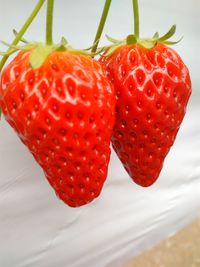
top-left (0, 49), bottom-right (115, 207)
top-left (100, 43), bottom-right (191, 186)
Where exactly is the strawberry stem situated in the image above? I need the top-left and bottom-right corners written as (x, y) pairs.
top-left (91, 0), bottom-right (112, 54)
top-left (46, 0), bottom-right (54, 45)
top-left (133, 0), bottom-right (140, 38)
top-left (0, 0), bottom-right (46, 72)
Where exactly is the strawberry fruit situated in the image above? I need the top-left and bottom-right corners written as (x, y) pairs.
top-left (100, 43), bottom-right (191, 186)
top-left (0, 49), bottom-right (115, 207)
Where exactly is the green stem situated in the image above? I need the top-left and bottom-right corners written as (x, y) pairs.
top-left (0, 0), bottom-right (46, 72)
top-left (133, 0), bottom-right (139, 38)
top-left (46, 0), bottom-right (54, 45)
top-left (91, 0), bottom-right (112, 54)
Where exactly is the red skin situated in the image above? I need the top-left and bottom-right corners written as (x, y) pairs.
top-left (100, 43), bottom-right (191, 186)
top-left (0, 50), bottom-right (115, 207)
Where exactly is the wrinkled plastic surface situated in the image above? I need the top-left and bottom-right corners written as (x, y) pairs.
top-left (0, 1), bottom-right (200, 267)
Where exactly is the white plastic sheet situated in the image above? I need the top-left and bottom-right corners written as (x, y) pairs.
top-left (0, 1), bottom-right (200, 267)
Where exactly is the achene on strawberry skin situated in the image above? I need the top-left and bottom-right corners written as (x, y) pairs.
top-left (0, 50), bottom-right (116, 207)
top-left (100, 43), bottom-right (191, 186)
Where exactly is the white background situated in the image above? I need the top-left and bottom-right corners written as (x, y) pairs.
top-left (0, 1), bottom-right (200, 267)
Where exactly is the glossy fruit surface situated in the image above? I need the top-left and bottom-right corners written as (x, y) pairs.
top-left (0, 50), bottom-right (115, 207)
top-left (100, 43), bottom-right (191, 186)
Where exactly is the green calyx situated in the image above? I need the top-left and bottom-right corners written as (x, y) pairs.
top-left (100, 24), bottom-right (182, 56)
top-left (126, 24), bottom-right (182, 48)
top-left (30, 39), bottom-right (95, 69)
top-left (0, 37), bottom-right (94, 69)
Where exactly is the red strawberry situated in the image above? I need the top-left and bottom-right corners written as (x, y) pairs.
top-left (100, 43), bottom-right (191, 186)
top-left (0, 49), bottom-right (115, 207)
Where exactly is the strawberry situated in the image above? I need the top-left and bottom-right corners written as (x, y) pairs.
top-left (98, 0), bottom-right (192, 187)
top-left (0, 48), bottom-right (115, 207)
top-left (100, 42), bottom-right (191, 186)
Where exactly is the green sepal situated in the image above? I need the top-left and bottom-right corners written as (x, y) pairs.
top-left (60, 37), bottom-right (68, 46)
top-left (158, 24), bottom-right (176, 42)
top-left (0, 40), bottom-right (36, 51)
top-left (104, 44), bottom-right (122, 57)
top-left (29, 44), bottom-right (54, 69)
top-left (13, 29), bottom-right (28, 44)
top-left (152, 32), bottom-right (159, 39)
top-left (82, 39), bottom-right (102, 52)
top-left (106, 34), bottom-right (121, 44)
top-left (164, 37), bottom-right (183, 45)
top-left (55, 37), bottom-right (68, 51)
top-left (0, 48), bottom-right (18, 56)
top-left (138, 38), bottom-right (157, 49)
top-left (126, 34), bottom-right (137, 45)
